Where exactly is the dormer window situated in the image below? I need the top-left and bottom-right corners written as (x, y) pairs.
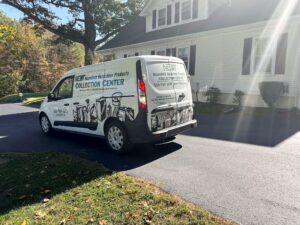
top-left (175, 2), bottom-right (180, 23)
top-left (158, 8), bottom-right (166, 26)
top-left (149, 0), bottom-right (200, 31)
top-left (182, 0), bottom-right (192, 20)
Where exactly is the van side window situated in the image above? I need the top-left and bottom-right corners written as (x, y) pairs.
top-left (54, 76), bottom-right (74, 100)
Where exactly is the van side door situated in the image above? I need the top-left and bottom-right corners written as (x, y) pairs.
top-left (49, 76), bottom-right (75, 130)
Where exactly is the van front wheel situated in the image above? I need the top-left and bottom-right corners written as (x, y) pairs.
top-left (105, 121), bottom-right (133, 154)
top-left (40, 114), bottom-right (53, 135)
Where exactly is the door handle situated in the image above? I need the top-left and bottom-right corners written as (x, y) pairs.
top-left (64, 103), bottom-right (70, 106)
top-left (179, 93), bottom-right (186, 98)
top-left (73, 102), bottom-right (79, 105)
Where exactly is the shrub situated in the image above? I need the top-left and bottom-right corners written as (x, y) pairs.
top-left (233, 90), bottom-right (245, 107)
top-left (204, 87), bottom-right (221, 104)
top-left (259, 82), bottom-right (284, 108)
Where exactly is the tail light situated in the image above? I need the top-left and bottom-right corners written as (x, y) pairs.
top-left (138, 79), bottom-right (147, 112)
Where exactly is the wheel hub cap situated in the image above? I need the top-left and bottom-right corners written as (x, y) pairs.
top-left (108, 126), bottom-right (124, 151)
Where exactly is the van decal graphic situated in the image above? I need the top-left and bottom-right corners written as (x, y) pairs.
top-left (151, 104), bottom-right (193, 132)
top-left (71, 92), bottom-right (135, 129)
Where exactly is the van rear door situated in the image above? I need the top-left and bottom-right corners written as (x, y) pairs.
top-left (144, 58), bottom-right (193, 132)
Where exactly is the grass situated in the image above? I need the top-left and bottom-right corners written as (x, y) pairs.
top-left (0, 92), bottom-right (48, 104)
top-left (0, 153), bottom-right (235, 225)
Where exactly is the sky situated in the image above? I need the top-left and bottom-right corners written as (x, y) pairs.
top-left (0, 3), bottom-right (70, 23)
top-left (0, 4), bottom-right (24, 20)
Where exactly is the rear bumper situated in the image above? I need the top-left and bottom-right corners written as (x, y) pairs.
top-left (130, 120), bottom-right (197, 144)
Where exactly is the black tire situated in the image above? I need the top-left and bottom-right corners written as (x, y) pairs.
top-left (39, 113), bottom-right (53, 136)
top-left (105, 121), bottom-right (133, 154)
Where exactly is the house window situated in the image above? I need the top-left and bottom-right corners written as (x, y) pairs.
top-left (158, 8), bottom-right (166, 27)
top-left (124, 54), bottom-right (128, 58)
top-left (178, 47), bottom-right (190, 69)
top-left (157, 50), bottom-right (166, 56)
top-left (167, 5), bottom-right (172, 25)
top-left (182, 0), bottom-right (192, 21)
top-left (175, 2), bottom-right (180, 23)
top-left (152, 10), bottom-right (157, 29)
top-left (241, 33), bottom-right (288, 75)
top-left (254, 38), bottom-right (273, 73)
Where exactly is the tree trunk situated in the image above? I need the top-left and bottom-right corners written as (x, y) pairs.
top-left (84, 45), bottom-right (96, 66)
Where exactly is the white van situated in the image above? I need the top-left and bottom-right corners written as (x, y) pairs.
top-left (39, 56), bottom-right (197, 153)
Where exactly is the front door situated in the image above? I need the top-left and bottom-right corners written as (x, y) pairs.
top-left (49, 76), bottom-right (75, 130)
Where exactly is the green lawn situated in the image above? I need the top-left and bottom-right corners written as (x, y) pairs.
top-left (0, 153), bottom-right (234, 225)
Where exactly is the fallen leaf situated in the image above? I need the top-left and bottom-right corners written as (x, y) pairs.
top-left (44, 189), bottom-right (52, 194)
top-left (43, 198), bottom-right (50, 203)
top-left (18, 195), bottom-right (27, 200)
top-left (59, 219), bottom-right (66, 225)
top-left (98, 219), bottom-right (108, 225)
top-left (74, 207), bottom-right (80, 211)
top-left (40, 170), bottom-right (45, 174)
top-left (20, 220), bottom-right (27, 225)
top-left (127, 213), bottom-right (138, 219)
top-left (73, 191), bottom-right (80, 196)
top-left (141, 201), bottom-right (149, 207)
top-left (144, 219), bottom-right (152, 225)
top-left (35, 210), bottom-right (46, 219)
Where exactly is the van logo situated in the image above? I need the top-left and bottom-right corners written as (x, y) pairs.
top-left (75, 75), bottom-right (85, 82)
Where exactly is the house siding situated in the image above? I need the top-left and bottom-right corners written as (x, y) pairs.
top-left (103, 18), bottom-right (300, 108)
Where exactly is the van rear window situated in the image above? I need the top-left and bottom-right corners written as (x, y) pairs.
top-left (147, 62), bottom-right (188, 91)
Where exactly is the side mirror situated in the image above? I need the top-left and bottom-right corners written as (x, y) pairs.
top-left (48, 93), bottom-right (55, 101)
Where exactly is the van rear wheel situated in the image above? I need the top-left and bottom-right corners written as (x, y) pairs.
top-left (105, 121), bottom-right (133, 154)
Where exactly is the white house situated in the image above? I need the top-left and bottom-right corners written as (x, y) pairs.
top-left (99, 0), bottom-right (300, 109)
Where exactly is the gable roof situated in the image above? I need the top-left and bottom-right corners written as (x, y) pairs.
top-left (100, 0), bottom-right (300, 51)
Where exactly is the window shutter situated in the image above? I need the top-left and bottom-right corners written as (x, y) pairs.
top-left (167, 5), bottom-right (172, 25)
top-left (189, 45), bottom-right (196, 75)
top-left (275, 33), bottom-right (288, 74)
top-left (151, 50), bottom-right (155, 55)
top-left (242, 38), bottom-right (253, 75)
top-left (166, 48), bottom-right (171, 56)
top-left (192, 0), bottom-right (199, 19)
top-left (152, 10), bottom-right (157, 29)
top-left (124, 54), bottom-right (127, 58)
top-left (172, 48), bottom-right (177, 57)
top-left (175, 2), bottom-right (180, 23)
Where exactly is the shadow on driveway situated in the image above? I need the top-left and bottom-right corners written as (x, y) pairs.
top-left (0, 112), bottom-right (182, 171)
top-left (183, 113), bottom-right (300, 147)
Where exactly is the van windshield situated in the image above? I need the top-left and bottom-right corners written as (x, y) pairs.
top-left (146, 62), bottom-right (188, 91)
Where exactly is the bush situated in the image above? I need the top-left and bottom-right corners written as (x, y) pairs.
top-left (0, 92), bottom-right (49, 103)
top-left (259, 82), bottom-right (284, 108)
top-left (0, 72), bottom-right (20, 99)
top-left (204, 87), bottom-right (221, 104)
top-left (233, 90), bottom-right (245, 107)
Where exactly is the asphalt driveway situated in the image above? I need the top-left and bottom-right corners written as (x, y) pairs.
top-left (1, 103), bottom-right (300, 225)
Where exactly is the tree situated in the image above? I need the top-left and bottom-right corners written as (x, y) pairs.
top-left (2, 0), bottom-right (145, 65)
top-left (0, 12), bottom-right (84, 96)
